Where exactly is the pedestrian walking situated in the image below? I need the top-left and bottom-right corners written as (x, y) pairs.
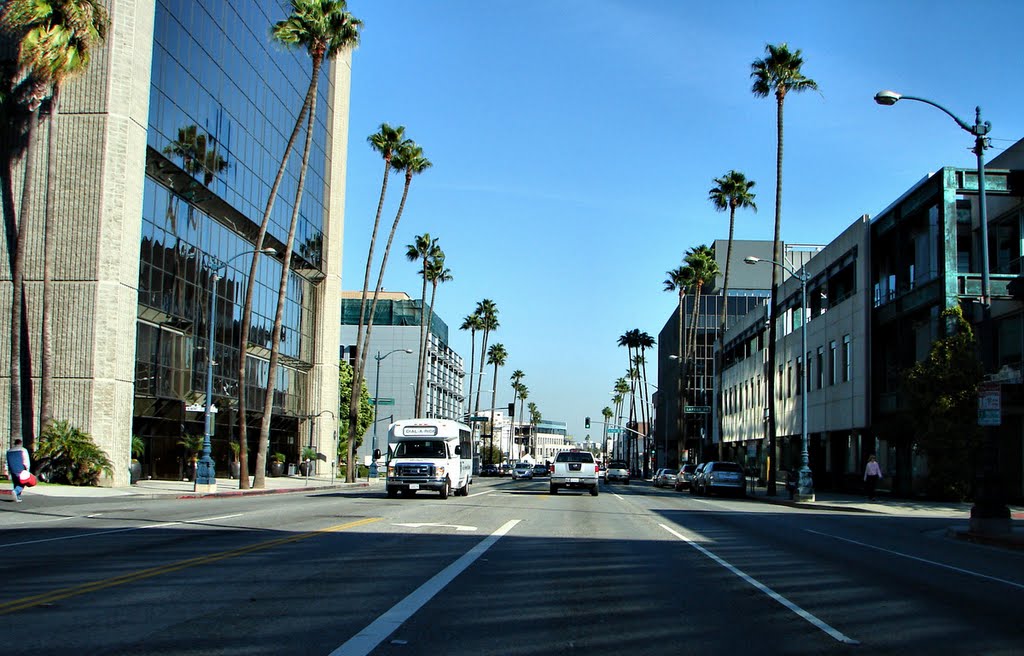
top-left (6, 438), bottom-right (31, 503)
top-left (863, 454), bottom-right (882, 501)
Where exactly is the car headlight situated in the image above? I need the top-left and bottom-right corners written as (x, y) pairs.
top-left (437, 467), bottom-right (445, 477)
top-left (387, 465), bottom-right (394, 477)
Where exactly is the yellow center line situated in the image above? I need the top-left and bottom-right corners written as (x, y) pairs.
top-left (0, 517), bottom-right (381, 615)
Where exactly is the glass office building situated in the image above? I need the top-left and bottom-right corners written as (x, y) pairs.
top-left (0, 0), bottom-right (351, 484)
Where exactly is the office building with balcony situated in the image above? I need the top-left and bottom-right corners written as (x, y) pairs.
top-left (1, 1), bottom-right (351, 484)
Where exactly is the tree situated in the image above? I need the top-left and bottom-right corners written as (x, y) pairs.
top-left (35, 419), bottom-right (113, 486)
top-left (751, 41), bottom-right (818, 494)
top-left (473, 299), bottom-right (499, 414)
top-left (459, 313), bottom-right (484, 418)
top-left (237, 0), bottom-right (360, 489)
top-left (708, 170), bottom-right (757, 333)
top-left (516, 383), bottom-right (529, 458)
top-left (527, 401), bottom-right (541, 458)
top-left (418, 253), bottom-right (452, 415)
top-left (486, 343), bottom-right (507, 460)
top-left (405, 232), bottom-right (440, 413)
top-left (601, 406), bottom-right (613, 459)
top-left (5, 0), bottom-right (109, 448)
top-left (254, 0), bottom-right (362, 489)
top-left (349, 139), bottom-right (431, 481)
top-left (664, 264), bottom-right (694, 460)
top-left (903, 306), bottom-right (983, 500)
top-left (684, 245), bottom-right (719, 361)
top-left (337, 361), bottom-right (373, 471)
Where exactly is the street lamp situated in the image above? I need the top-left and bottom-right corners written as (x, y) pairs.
top-left (371, 349), bottom-right (413, 478)
top-left (300, 409), bottom-right (333, 485)
top-left (195, 247), bottom-right (276, 493)
top-left (874, 90), bottom-right (1010, 533)
top-left (745, 255), bottom-right (813, 501)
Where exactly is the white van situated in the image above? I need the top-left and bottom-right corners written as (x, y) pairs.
top-left (385, 419), bottom-right (473, 499)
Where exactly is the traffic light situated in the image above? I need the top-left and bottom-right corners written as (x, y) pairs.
top-left (585, 416), bottom-right (591, 429)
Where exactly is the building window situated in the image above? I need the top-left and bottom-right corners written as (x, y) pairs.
top-left (816, 346), bottom-right (824, 389)
top-left (787, 360), bottom-right (793, 398)
top-left (829, 340), bottom-right (838, 386)
top-left (842, 334), bottom-right (852, 382)
top-left (795, 356), bottom-right (802, 396)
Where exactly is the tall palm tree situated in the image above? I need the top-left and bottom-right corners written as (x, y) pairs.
top-left (708, 170), bottom-right (757, 333)
top-left (684, 245), bottom-right (719, 361)
top-left (473, 299), bottom-right (499, 414)
top-left (527, 401), bottom-right (540, 459)
top-left (509, 369), bottom-right (524, 452)
top-left (418, 253), bottom-right (452, 416)
top-left (406, 233), bottom-right (440, 413)
top-left (234, 1), bottom-right (360, 488)
top-left (601, 405), bottom-right (613, 459)
top-left (516, 383), bottom-right (529, 460)
top-left (6, 0), bottom-right (109, 449)
top-left (253, 0), bottom-right (362, 489)
top-left (459, 313), bottom-right (484, 418)
top-left (348, 139), bottom-right (431, 481)
top-left (486, 343), bottom-right (507, 462)
top-left (664, 264), bottom-right (694, 461)
top-left (635, 330), bottom-right (655, 474)
top-left (751, 42), bottom-right (817, 494)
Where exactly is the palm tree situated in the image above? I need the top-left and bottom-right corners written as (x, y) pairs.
top-left (664, 264), bottom-right (694, 461)
top-left (527, 401), bottom-right (540, 459)
top-left (473, 299), bottom-right (499, 414)
top-left (406, 233), bottom-right (440, 413)
top-left (252, 0), bottom-right (361, 489)
top-left (486, 343), bottom-right (507, 462)
top-left (708, 170), bottom-right (757, 332)
top-left (684, 246), bottom-right (719, 360)
top-left (418, 253), bottom-right (452, 415)
top-left (516, 383), bottom-right (529, 460)
top-left (509, 369), bottom-right (524, 453)
top-left (636, 331), bottom-right (655, 475)
top-left (348, 138), bottom-right (431, 481)
top-left (601, 405), bottom-right (614, 460)
top-left (233, 2), bottom-right (360, 488)
top-left (6, 0), bottom-right (109, 448)
top-left (459, 313), bottom-right (484, 418)
top-left (751, 42), bottom-right (818, 494)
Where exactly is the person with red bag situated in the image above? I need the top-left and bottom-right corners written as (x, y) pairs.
top-left (6, 438), bottom-right (31, 503)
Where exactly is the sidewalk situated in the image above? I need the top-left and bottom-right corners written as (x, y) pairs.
top-left (1, 474), bottom-right (377, 500)
top-left (742, 483), bottom-right (1024, 549)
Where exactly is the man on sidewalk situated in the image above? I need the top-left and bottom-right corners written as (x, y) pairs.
top-left (863, 454), bottom-right (882, 501)
top-left (7, 438), bottom-right (31, 503)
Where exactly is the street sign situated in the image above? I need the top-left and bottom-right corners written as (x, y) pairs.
top-left (978, 383), bottom-right (1001, 426)
top-left (185, 403), bottom-right (217, 413)
top-left (371, 398), bottom-right (394, 406)
top-left (468, 416), bottom-right (489, 422)
top-left (684, 405), bottom-right (711, 414)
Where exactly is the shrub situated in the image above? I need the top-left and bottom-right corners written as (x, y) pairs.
top-left (36, 420), bottom-right (115, 486)
top-left (271, 452), bottom-right (286, 464)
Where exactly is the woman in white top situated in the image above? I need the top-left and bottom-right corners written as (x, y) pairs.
top-left (863, 454), bottom-right (882, 501)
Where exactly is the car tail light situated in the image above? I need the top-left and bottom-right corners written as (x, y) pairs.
top-left (594, 464), bottom-right (599, 473)
top-left (549, 464), bottom-right (554, 474)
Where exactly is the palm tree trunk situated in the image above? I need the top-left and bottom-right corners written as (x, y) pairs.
top-left (765, 93), bottom-right (786, 495)
top-left (39, 85), bottom-right (61, 434)
top-left (414, 263), bottom-right (428, 414)
top-left (676, 292), bottom-right (684, 462)
top-left (466, 329), bottom-right (476, 418)
top-left (350, 171), bottom-right (414, 480)
top-left (254, 55), bottom-right (323, 489)
top-left (9, 106), bottom-right (39, 453)
top-left (717, 208), bottom-right (737, 460)
top-left (420, 280), bottom-right (439, 416)
top-left (489, 364), bottom-right (498, 455)
top-left (474, 329), bottom-right (489, 414)
top-left (236, 75), bottom-right (311, 490)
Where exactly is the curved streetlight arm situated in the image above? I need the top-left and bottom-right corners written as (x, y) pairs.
top-left (874, 90), bottom-right (989, 139)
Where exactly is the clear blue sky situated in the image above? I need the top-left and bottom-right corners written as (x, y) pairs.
top-left (341, 0), bottom-right (1024, 442)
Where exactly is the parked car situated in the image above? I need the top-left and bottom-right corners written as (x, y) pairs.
top-left (511, 462), bottom-right (534, 480)
top-left (654, 468), bottom-right (678, 488)
top-left (480, 464), bottom-right (499, 477)
top-left (675, 463), bottom-right (698, 491)
top-left (500, 464), bottom-right (512, 476)
top-left (701, 461), bottom-right (746, 497)
top-left (605, 460), bottom-right (630, 484)
top-left (689, 463), bottom-right (708, 495)
top-left (533, 463), bottom-right (550, 477)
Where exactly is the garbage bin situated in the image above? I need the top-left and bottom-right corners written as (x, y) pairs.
top-left (287, 463), bottom-right (297, 476)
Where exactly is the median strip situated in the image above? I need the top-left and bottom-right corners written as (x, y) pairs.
top-left (0, 517), bottom-right (380, 615)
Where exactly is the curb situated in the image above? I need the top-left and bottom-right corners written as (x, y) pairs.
top-left (946, 527), bottom-right (1024, 550)
top-left (746, 493), bottom-right (876, 513)
top-left (174, 482), bottom-right (368, 499)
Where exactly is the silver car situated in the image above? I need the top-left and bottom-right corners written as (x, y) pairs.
top-left (511, 462), bottom-right (534, 480)
top-left (701, 461), bottom-right (746, 497)
top-left (654, 468), bottom-right (678, 488)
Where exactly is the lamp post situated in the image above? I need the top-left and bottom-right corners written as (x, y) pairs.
top-left (301, 409), bottom-right (333, 485)
top-left (371, 349), bottom-right (412, 478)
top-left (745, 255), bottom-right (813, 501)
top-left (874, 90), bottom-right (1010, 533)
top-left (195, 247), bottom-right (276, 493)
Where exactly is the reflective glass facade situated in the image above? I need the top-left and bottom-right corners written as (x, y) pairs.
top-left (134, 0), bottom-right (334, 477)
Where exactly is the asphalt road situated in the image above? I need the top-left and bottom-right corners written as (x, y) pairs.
top-left (2, 477), bottom-right (1021, 655)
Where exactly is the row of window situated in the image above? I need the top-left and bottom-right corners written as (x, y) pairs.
top-left (723, 335), bottom-right (852, 415)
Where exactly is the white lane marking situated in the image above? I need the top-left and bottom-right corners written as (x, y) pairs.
top-left (612, 493), bottom-right (624, 501)
top-left (331, 519), bottom-right (520, 656)
top-left (468, 489), bottom-right (494, 498)
top-left (660, 523), bottom-right (859, 645)
top-left (392, 523), bottom-right (477, 532)
top-left (806, 529), bottom-right (1024, 591)
top-left (0, 513), bottom-right (244, 547)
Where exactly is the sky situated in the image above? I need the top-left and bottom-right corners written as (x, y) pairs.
top-left (340, 0), bottom-right (1024, 442)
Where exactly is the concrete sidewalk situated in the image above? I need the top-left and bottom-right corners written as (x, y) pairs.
top-left (2, 474), bottom-right (377, 500)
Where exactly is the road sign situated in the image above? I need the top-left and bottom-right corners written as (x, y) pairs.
top-left (371, 398), bottom-right (394, 406)
top-left (978, 383), bottom-right (1001, 426)
top-left (684, 405), bottom-right (711, 414)
top-left (185, 403), bottom-right (217, 413)
top-left (468, 416), bottom-right (489, 422)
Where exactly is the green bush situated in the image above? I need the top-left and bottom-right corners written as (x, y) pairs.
top-left (36, 420), bottom-right (115, 486)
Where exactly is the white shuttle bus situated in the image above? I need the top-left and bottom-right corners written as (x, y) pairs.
top-left (385, 418), bottom-right (473, 499)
